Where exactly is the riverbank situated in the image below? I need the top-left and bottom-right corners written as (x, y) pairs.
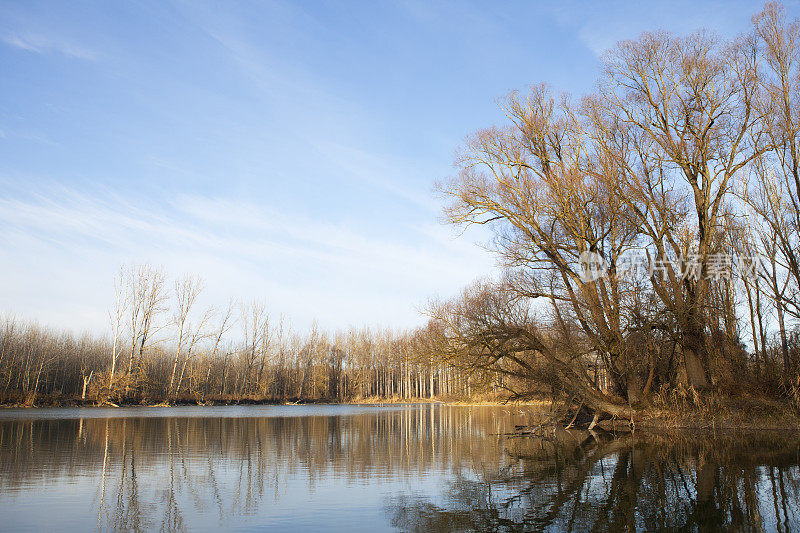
top-left (0, 395), bottom-right (562, 410)
top-left (0, 394), bottom-right (463, 409)
top-left (3, 394), bottom-right (798, 431)
top-left (630, 395), bottom-right (800, 431)
top-left (0, 390), bottom-right (525, 408)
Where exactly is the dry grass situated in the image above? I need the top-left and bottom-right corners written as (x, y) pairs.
top-left (629, 391), bottom-right (800, 431)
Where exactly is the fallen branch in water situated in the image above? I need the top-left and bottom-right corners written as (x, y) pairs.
top-left (491, 424), bottom-right (546, 437)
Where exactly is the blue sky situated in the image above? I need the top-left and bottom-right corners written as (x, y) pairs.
top-left (0, 0), bottom-right (786, 333)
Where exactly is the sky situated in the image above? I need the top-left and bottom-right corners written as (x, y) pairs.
top-left (0, 0), bottom-right (791, 335)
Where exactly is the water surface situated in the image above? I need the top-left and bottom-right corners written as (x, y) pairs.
top-left (0, 404), bottom-right (798, 531)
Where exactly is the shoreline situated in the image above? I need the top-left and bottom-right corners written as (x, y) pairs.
top-left (0, 397), bottom-right (539, 409)
top-left (2, 397), bottom-right (799, 432)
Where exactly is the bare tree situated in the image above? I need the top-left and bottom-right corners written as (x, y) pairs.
top-left (202, 300), bottom-right (235, 401)
top-left (175, 306), bottom-right (213, 398)
top-left (125, 264), bottom-right (168, 394)
top-left (107, 267), bottom-right (127, 390)
top-left (591, 27), bottom-right (767, 389)
top-left (169, 275), bottom-right (204, 398)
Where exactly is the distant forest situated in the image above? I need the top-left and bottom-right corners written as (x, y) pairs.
top-left (0, 264), bottom-right (473, 405)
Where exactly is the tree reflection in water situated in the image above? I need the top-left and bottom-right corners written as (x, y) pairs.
top-left (387, 429), bottom-right (800, 532)
top-left (0, 406), bottom-right (797, 531)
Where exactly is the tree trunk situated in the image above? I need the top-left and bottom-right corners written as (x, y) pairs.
top-left (683, 310), bottom-right (710, 390)
top-left (777, 300), bottom-right (790, 386)
top-left (744, 280), bottom-right (761, 378)
top-left (82, 371), bottom-right (93, 400)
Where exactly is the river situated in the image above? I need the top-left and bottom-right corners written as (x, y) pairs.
top-left (0, 404), bottom-right (797, 531)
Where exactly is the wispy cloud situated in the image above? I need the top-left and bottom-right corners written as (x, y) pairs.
top-left (181, 5), bottom-right (435, 210)
top-left (0, 125), bottom-right (59, 146)
top-left (2, 32), bottom-right (97, 60)
top-left (0, 186), bottom-right (493, 332)
top-left (545, 0), bottom-right (754, 58)
top-left (312, 141), bottom-right (439, 212)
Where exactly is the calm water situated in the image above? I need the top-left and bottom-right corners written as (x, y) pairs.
top-left (0, 404), bottom-right (798, 532)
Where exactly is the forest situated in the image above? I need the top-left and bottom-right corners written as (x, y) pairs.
top-left (2, 3), bottom-right (800, 425)
top-left (0, 264), bottom-right (472, 405)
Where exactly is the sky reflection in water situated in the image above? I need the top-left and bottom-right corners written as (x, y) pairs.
top-left (0, 404), bottom-right (798, 531)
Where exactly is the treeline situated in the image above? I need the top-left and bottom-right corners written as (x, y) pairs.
top-left (0, 265), bottom-right (474, 405)
top-left (415, 2), bottom-right (800, 421)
